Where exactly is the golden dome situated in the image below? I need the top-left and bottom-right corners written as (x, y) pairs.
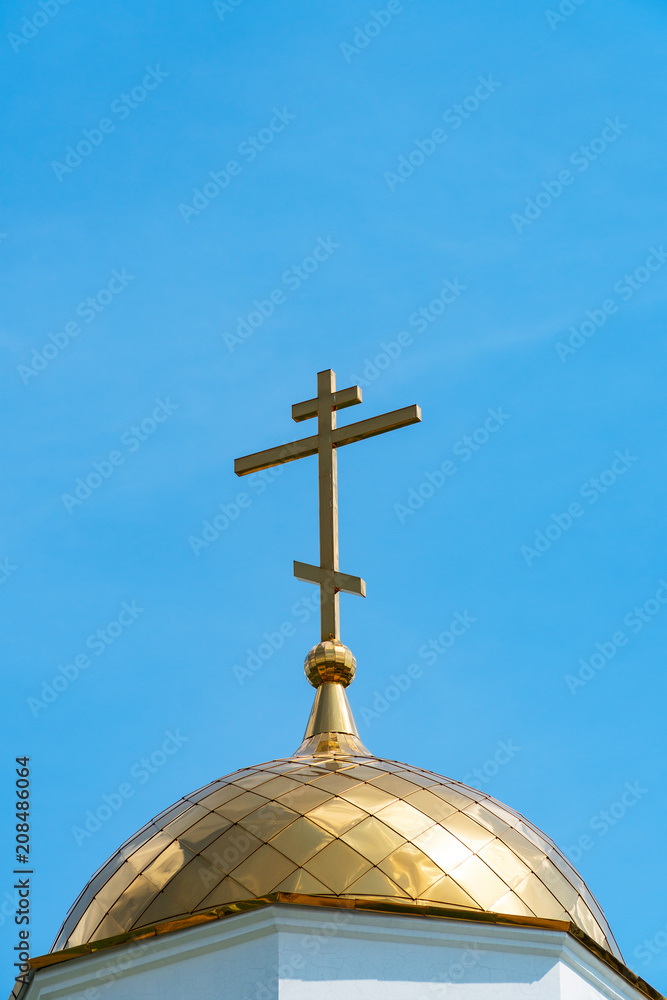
top-left (52, 682), bottom-right (620, 960)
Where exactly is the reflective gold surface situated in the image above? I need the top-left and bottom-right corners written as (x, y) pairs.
top-left (234, 370), bottom-right (421, 641)
top-left (51, 750), bottom-right (621, 959)
top-left (300, 681), bottom-right (369, 755)
top-left (305, 640), bottom-right (356, 688)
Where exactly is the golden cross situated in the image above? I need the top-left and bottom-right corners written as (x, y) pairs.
top-left (234, 369), bottom-right (421, 641)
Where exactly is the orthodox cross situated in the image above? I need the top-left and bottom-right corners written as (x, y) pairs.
top-left (234, 369), bottom-right (421, 642)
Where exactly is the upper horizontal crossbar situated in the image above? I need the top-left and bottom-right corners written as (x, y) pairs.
top-left (292, 385), bottom-right (362, 423)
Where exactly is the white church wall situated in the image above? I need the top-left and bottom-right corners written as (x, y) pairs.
top-left (22, 905), bottom-right (651, 1000)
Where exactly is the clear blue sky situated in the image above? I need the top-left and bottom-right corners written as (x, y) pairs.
top-left (2, 0), bottom-right (667, 991)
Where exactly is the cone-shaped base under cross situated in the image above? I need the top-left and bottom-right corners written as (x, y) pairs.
top-left (294, 681), bottom-right (370, 757)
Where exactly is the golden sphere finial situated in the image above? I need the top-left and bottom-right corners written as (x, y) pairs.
top-left (304, 639), bottom-right (356, 688)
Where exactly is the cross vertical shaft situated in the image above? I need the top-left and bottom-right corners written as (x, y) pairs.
top-left (318, 370), bottom-right (339, 640)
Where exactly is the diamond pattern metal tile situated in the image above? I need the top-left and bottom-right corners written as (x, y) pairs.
top-left (375, 800), bottom-right (435, 840)
top-left (340, 816), bottom-right (406, 865)
top-left (478, 838), bottom-right (531, 891)
top-left (338, 783), bottom-right (398, 811)
top-left (512, 872), bottom-right (570, 922)
top-left (412, 825), bottom-right (472, 872)
top-left (268, 816), bottom-right (334, 865)
top-left (237, 801), bottom-right (299, 840)
top-left (196, 876), bottom-right (254, 910)
top-left (230, 845), bottom-right (296, 896)
top-left (403, 789), bottom-right (457, 823)
top-left (201, 825), bottom-right (262, 871)
top-left (378, 843), bottom-right (445, 896)
top-left (449, 855), bottom-right (514, 910)
top-left (275, 869), bottom-right (330, 894)
top-left (305, 797), bottom-right (368, 836)
top-left (346, 868), bottom-right (410, 898)
top-left (276, 783), bottom-right (332, 814)
top-left (419, 874), bottom-right (478, 909)
top-left (305, 839), bottom-right (372, 893)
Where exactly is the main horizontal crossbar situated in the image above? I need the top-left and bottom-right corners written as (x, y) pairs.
top-left (234, 436), bottom-right (317, 476)
top-left (331, 404), bottom-right (422, 449)
top-left (234, 404), bottom-right (422, 477)
top-left (294, 561), bottom-right (366, 597)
